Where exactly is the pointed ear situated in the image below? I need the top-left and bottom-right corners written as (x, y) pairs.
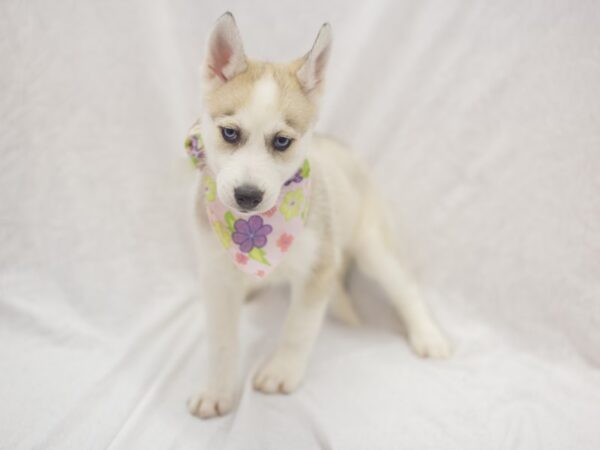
top-left (296, 23), bottom-right (332, 96)
top-left (204, 12), bottom-right (247, 88)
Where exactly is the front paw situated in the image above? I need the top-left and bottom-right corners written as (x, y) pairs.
top-left (253, 352), bottom-right (306, 394)
top-left (408, 324), bottom-right (452, 359)
top-left (187, 390), bottom-right (234, 419)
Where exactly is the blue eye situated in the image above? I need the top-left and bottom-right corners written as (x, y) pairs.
top-left (221, 127), bottom-right (239, 143)
top-left (273, 135), bottom-right (292, 151)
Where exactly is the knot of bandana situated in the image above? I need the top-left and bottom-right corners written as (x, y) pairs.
top-left (185, 121), bottom-right (311, 279)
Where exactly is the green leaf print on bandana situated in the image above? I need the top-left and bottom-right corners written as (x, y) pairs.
top-left (204, 175), bottom-right (217, 202)
top-left (248, 247), bottom-right (270, 265)
top-left (224, 211), bottom-right (236, 233)
top-left (212, 221), bottom-right (232, 249)
top-left (300, 159), bottom-right (311, 179)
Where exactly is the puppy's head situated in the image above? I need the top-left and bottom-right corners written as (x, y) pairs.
top-left (199, 12), bottom-right (331, 214)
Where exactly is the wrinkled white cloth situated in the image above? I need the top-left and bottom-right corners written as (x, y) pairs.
top-left (0, 1), bottom-right (599, 449)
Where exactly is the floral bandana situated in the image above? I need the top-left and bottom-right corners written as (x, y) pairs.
top-left (185, 121), bottom-right (311, 279)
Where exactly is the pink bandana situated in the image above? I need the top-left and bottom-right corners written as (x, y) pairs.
top-left (185, 122), bottom-right (311, 279)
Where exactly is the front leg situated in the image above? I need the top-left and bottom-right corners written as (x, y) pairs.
top-left (188, 256), bottom-right (245, 419)
top-left (254, 264), bottom-right (335, 394)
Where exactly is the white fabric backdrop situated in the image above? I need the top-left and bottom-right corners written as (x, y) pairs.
top-left (1, 0), bottom-right (599, 448)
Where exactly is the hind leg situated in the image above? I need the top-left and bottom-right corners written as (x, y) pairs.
top-left (354, 231), bottom-right (451, 358)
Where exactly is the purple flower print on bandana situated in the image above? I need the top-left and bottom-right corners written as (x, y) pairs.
top-left (232, 216), bottom-right (273, 253)
top-left (185, 128), bottom-right (205, 167)
top-left (284, 169), bottom-right (303, 186)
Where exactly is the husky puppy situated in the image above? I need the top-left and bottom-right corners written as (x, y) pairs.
top-left (188, 12), bottom-right (451, 419)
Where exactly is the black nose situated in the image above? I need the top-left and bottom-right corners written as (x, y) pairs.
top-left (234, 185), bottom-right (264, 210)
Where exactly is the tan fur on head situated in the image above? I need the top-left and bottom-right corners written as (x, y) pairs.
top-left (198, 13), bottom-right (333, 214)
top-left (205, 60), bottom-right (317, 134)
top-left (202, 13), bottom-right (331, 133)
